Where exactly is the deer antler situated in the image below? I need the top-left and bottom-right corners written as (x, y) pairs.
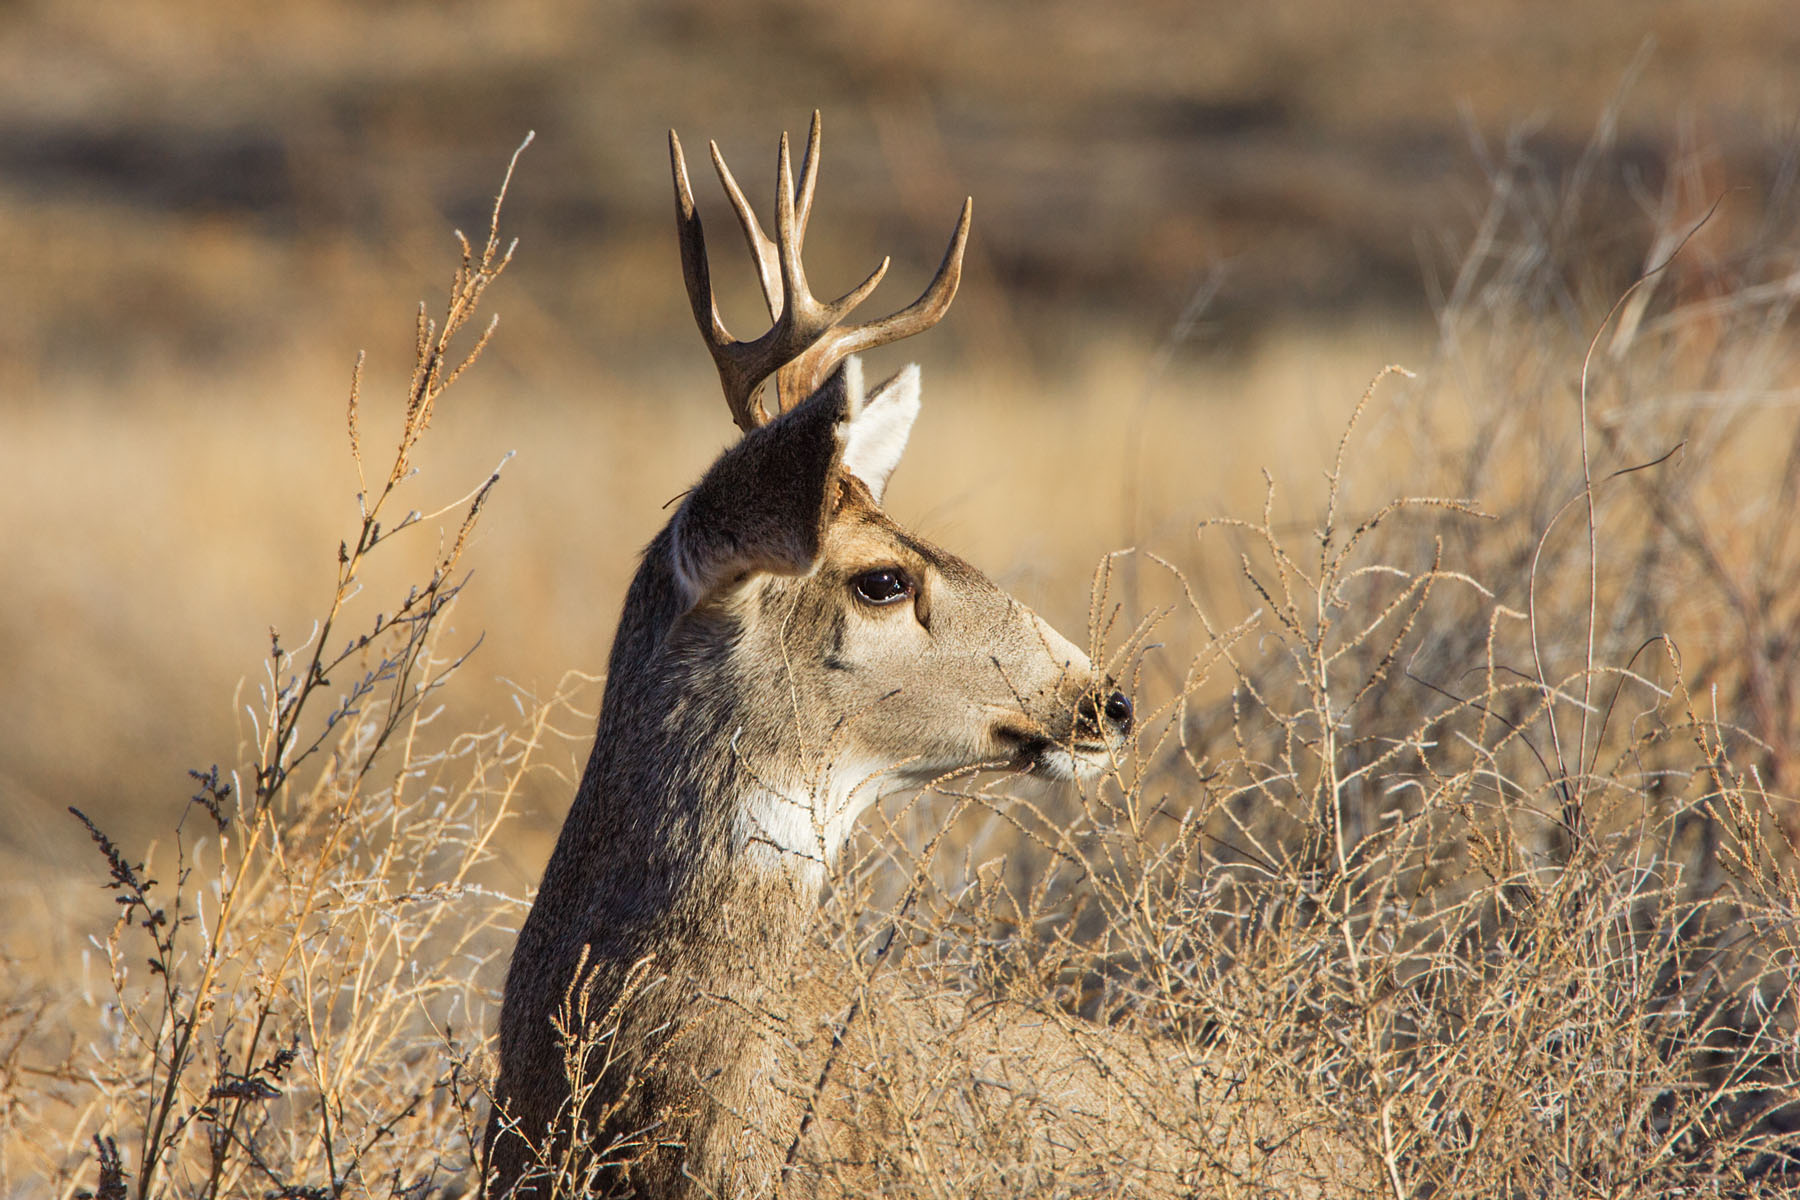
top-left (670, 111), bottom-right (973, 431)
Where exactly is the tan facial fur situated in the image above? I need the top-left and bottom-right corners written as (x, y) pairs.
top-left (711, 481), bottom-right (1107, 874)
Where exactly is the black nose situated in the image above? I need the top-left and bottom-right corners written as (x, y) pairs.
top-left (1103, 689), bottom-right (1133, 733)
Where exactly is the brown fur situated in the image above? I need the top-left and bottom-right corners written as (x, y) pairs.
top-left (786, 974), bottom-right (1364, 1198)
top-left (483, 365), bottom-right (1120, 1198)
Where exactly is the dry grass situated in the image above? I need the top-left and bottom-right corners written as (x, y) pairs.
top-left (6, 110), bottom-right (1800, 1199)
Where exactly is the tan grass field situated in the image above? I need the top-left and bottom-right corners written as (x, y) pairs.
top-left (4, 2), bottom-right (1800, 1195)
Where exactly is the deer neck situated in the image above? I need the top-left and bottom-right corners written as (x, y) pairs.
top-left (550, 533), bottom-right (867, 976)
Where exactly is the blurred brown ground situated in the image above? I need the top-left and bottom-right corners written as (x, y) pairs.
top-left (2, 0), bottom-right (1796, 892)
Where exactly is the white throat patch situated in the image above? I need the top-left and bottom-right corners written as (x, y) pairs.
top-left (735, 758), bottom-right (890, 885)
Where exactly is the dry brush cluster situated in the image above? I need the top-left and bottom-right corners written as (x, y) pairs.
top-left (5, 127), bottom-right (1800, 1198)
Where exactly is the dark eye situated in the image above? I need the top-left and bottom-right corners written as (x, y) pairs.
top-left (851, 568), bottom-right (913, 606)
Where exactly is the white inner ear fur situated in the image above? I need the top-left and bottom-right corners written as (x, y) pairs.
top-left (839, 359), bottom-right (921, 504)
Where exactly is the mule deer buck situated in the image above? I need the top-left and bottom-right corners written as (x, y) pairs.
top-left (482, 113), bottom-right (1135, 1198)
top-left (483, 115), bottom-right (1365, 1199)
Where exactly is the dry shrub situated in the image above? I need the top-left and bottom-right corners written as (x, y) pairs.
top-left (8, 120), bottom-right (1800, 1199)
top-left (1, 137), bottom-right (557, 1199)
top-left (771, 120), bottom-right (1800, 1195)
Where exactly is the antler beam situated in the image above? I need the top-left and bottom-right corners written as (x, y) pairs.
top-left (670, 111), bottom-right (972, 431)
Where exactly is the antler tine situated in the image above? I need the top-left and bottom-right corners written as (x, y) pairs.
top-left (670, 130), bottom-right (722, 342)
top-left (742, 123), bottom-right (882, 419)
top-left (671, 129), bottom-right (762, 433)
top-left (772, 131), bottom-right (808, 327)
top-left (770, 131), bottom-right (890, 329)
top-left (772, 196), bottom-right (972, 411)
top-left (793, 110), bottom-right (821, 251)
top-left (710, 140), bottom-right (782, 322)
top-left (709, 111), bottom-right (824, 326)
top-left (841, 196), bottom-right (972, 353)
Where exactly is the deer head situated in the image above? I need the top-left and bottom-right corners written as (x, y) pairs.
top-left (660, 113), bottom-right (1132, 873)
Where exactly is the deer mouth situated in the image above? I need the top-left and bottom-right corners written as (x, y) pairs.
top-left (992, 724), bottom-right (1110, 780)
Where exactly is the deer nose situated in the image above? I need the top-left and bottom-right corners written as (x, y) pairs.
top-left (1103, 690), bottom-right (1134, 734)
top-left (1078, 688), bottom-right (1134, 739)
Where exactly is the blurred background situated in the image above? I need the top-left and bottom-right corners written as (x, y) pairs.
top-left (3, 0), bottom-right (1797, 886)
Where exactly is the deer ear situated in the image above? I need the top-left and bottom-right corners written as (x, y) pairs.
top-left (669, 365), bottom-right (856, 604)
top-left (840, 363), bottom-right (920, 504)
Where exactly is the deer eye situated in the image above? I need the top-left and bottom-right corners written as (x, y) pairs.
top-left (850, 567), bottom-right (913, 607)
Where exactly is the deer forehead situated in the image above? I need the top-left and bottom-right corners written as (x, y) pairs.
top-left (812, 500), bottom-right (994, 608)
top-left (816, 506), bottom-right (929, 574)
